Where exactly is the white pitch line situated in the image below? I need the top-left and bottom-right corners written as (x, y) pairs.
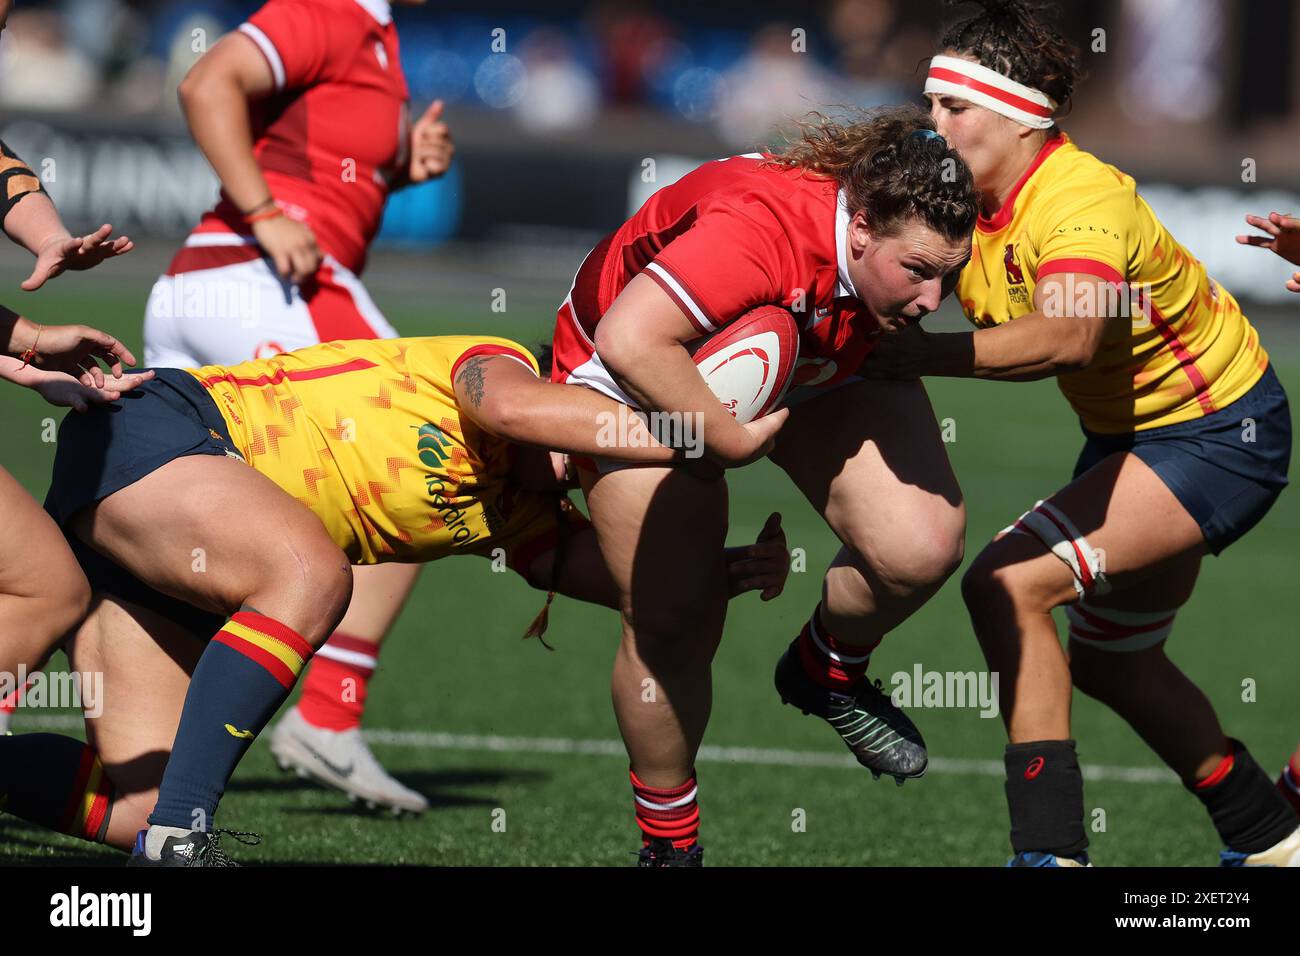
top-left (13, 715), bottom-right (1178, 785)
top-left (362, 728), bottom-right (1179, 785)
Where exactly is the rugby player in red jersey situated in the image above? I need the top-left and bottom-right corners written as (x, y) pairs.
top-left (144, 0), bottom-right (453, 812)
top-left (550, 104), bottom-right (979, 864)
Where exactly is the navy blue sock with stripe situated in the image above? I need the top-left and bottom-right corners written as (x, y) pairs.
top-left (149, 611), bottom-right (312, 831)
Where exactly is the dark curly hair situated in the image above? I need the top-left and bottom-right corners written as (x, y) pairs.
top-left (771, 103), bottom-right (978, 243)
top-left (939, 0), bottom-right (1083, 116)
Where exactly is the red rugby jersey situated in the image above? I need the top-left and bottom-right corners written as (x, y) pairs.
top-left (184, 0), bottom-right (410, 276)
top-left (552, 154), bottom-right (878, 398)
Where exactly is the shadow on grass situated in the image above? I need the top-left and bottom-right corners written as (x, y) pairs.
top-left (229, 765), bottom-right (552, 813)
top-left (0, 823), bottom-right (121, 867)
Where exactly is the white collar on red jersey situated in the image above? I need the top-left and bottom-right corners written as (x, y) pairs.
top-left (835, 188), bottom-right (859, 300)
top-left (354, 0), bottom-right (392, 25)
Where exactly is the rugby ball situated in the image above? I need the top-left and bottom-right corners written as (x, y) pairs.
top-left (689, 305), bottom-right (799, 424)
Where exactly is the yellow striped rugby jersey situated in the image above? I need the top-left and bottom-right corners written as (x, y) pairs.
top-left (957, 134), bottom-right (1266, 433)
top-left (189, 336), bottom-right (558, 564)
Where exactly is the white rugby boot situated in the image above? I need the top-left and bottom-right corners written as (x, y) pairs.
top-left (268, 706), bottom-right (428, 815)
top-left (1220, 824), bottom-right (1300, 866)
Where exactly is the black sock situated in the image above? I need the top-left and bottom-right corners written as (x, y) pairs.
top-left (0, 733), bottom-right (114, 842)
top-left (1004, 739), bottom-right (1088, 857)
top-left (1189, 739), bottom-right (1297, 854)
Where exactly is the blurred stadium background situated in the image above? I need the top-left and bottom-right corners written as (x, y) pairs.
top-left (0, 0), bottom-right (1298, 865)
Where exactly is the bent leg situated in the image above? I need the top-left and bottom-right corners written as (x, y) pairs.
top-left (1068, 561), bottom-right (1298, 856)
top-left (771, 378), bottom-right (965, 648)
top-left (70, 454), bottom-right (352, 837)
top-left (960, 451), bottom-right (1212, 859)
top-left (71, 594), bottom-right (202, 850)
top-left (961, 451), bottom-right (1208, 742)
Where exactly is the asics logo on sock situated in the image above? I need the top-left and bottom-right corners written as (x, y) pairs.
top-left (224, 724), bottom-right (256, 740)
top-left (1025, 756), bottom-right (1045, 779)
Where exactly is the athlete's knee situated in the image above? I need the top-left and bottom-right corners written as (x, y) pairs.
top-left (19, 572), bottom-right (92, 650)
top-left (52, 576), bottom-right (92, 641)
top-left (256, 538), bottom-right (353, 644)
top-left (961, 543), bottom-right (1042, 618)
top-left (621, 591), bottom-right (725, 665)
top-left (624, 599), bottom-right (723, 644)
top-left (854, 506), bottom-right (965, 599)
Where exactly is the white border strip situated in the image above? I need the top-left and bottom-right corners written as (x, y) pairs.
top-left (238, 23), bottom-right (286, 91)
top-left (316, 645), bottom-right (380, 669)
top-left (644, 262), bottom-right (718, 333)
top-left (184, 232), bottom-right (260, 248)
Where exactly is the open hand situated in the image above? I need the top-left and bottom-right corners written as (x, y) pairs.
top-left (726, 512), bottom-right (790, 600)
top-left (22, 224), bottom-right (134, 291)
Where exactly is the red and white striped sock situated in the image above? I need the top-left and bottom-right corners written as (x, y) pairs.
top-left (796, 604), bottom-right (880, 690)
top-left (1277, 755), bottom-right (1300, 817)
top-left (296, 632), bottom-right (377, 732)
top-left (631, 769), bottom-right (700, 849)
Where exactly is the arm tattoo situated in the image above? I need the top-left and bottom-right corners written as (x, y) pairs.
top-left (458, 355), bottom-right (489, 408)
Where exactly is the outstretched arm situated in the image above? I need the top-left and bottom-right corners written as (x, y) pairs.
top-left (1, 139), bottom-right (133, 290)
top-left (861, 273), bottom-right (1114, 382)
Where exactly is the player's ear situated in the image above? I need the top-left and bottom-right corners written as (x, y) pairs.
top-left (848, 209), bottom-right (875, 254)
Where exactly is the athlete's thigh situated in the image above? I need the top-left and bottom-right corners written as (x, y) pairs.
top-left (770, 378), bottom-right (964, 556)
top-left (68, 594), bottom-right (201, 847)
top-left (0, 466), bottom-right (86, 605)
top-left (70, 454), bottom-right (347, 622)
top-left (580, 464), bottom-right (729, 616)
top-left (978, 451), bottom-right (1209, 609)
top-left (1085, 549), bottom-right (1203, 612)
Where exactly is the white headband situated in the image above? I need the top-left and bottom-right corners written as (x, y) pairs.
top-left (924, 54), bottom-right (1057, 129)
